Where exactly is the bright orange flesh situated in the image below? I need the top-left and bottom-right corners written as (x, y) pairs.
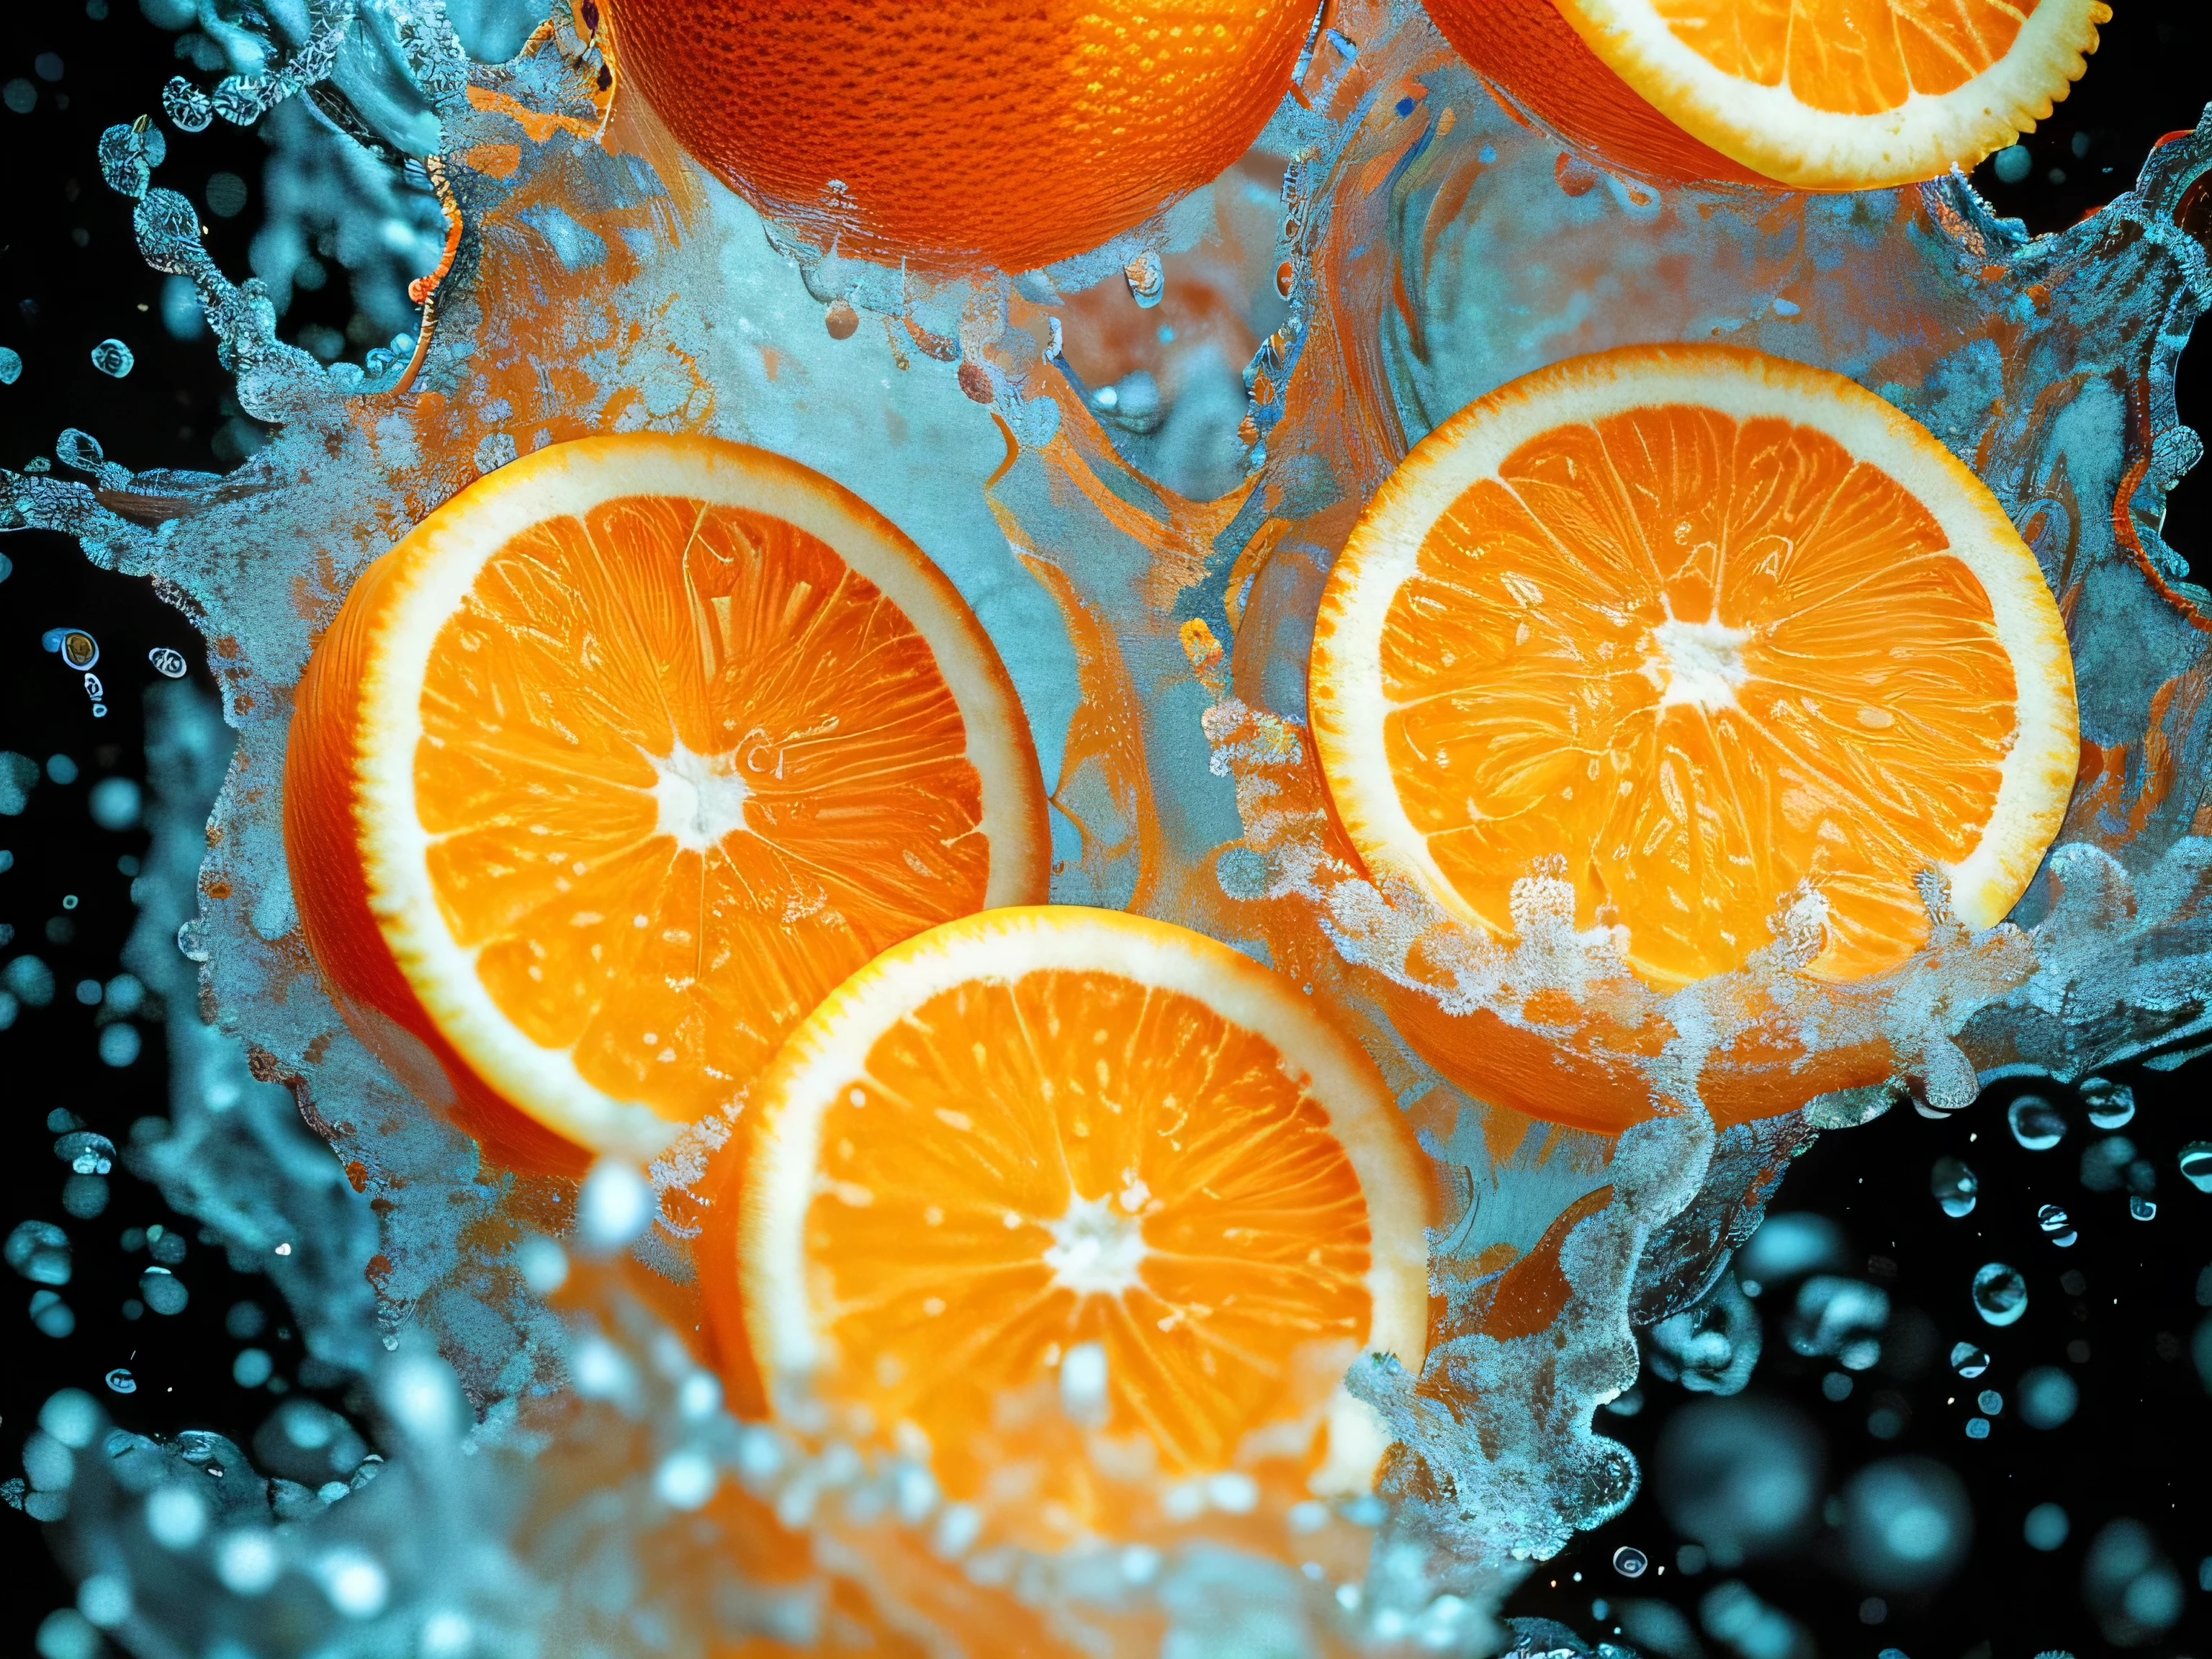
top-left (1650, 0), bottom-right (2031, 113)
top-left (606, 0), bottom-right (1308, 271)
top-left (802, 968), bottom-right (1375, 1491)
top-left (286, 435), bottom-right (1048, 1172)
top-left (1382, 405), bottom-right (2016, 984)
top-left (418, 498), bottom-right (994, 1121)
top-left (737, 909), bottom-right (1430, 1540)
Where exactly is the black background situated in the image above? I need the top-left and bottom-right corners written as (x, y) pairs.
top-left (1, 4), bottom-right (2206, 1657)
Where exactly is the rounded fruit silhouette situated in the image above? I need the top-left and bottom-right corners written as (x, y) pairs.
top-left (284, 433), bottom-right (1048, 1178)
top-left (603, 0), bottom-right (1310, 271)
top-left (1426, 0), bottom-right (2107, 190)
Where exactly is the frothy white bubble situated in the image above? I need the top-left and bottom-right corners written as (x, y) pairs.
top-left (578, 1159), bottom-right (652, 1249)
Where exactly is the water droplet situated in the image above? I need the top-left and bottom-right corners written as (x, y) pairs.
top-left (0, 346), bottom-right (20, 385)
top-left (2081, 1076), bottom-right (2134, 1129)
top-left (176, 919), bottom-right (210, 962)
top-left (1977, 1388), bottom-right (2003, 1415)
top-left (2129, 1195), bottom-right (2157, 1220)
top-left (2179, 1141), bottom-right (2212, 1193)
top-left (1964, 1416), bottom-right (1991, 1439)
top-left (162, 76), bottom-right (212, 132)
top-left (1611, 1545), bottom-right (1648, 1578)
top-left (1972, 1262), bottom-right (2028, 1326)
top-left (823, 299), bottom-right (858, 340)
top-left (89, 339), bottom-right (134, 378)
top-left (148, 647), bottom-right (188, 679)
top-left (104, 1367), bottom-right (136, 1393)
top-left (2008, 1093), bottom-right (2067, 1150)
top-left (1123, 248), bottom-right (1165, 309)
top-left (1931, 1155), bottom-right (1977, 1218)
top-left (2038, 1204), bottom-right (2077, 1247)
top-left (1950, 1341), bottom-right (1990, 1377)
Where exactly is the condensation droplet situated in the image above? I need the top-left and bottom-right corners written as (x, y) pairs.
top-left (1950, 1341), bottom-right (1990, 1377)
top-left (148, 647), bottom-right (188, 679)
top-left (89, 339), bottom-right (135, 378)
top-left (1611, 1545), bottom-right (1648, 1578)
top-left (2129, 1195), bottom-right (2156, 1220)
top-left (104, 1367), bottom-right (136, 1393)
top-left (2038, 1203), bottom-right (2077, 1247)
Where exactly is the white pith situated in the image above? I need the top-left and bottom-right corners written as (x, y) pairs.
top-left (1648, 612), bottom-right (1752, 712)
top-left (1559, 0), bottom-right (2108, 188)
top-left (740, 905), bottom-right (1433, 1498)
top-left (351, 434), bottom-right (1047, 1161)
top-left (1309, 346), bottom-right (2080, 978)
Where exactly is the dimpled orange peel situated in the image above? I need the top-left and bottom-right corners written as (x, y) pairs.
top-left (1310, 343), bottom-right (2080, 992)
top-left (602, 0), bottom-right (1313, 271)
top-left (1426, 0), bottom-right (2109, 189)
top-left (284, 433), bottom-right (1049, 1174)
top-left (726, 905), bottom-right (1432, 1545)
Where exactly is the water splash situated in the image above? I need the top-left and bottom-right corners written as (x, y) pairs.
top-left (6, 0), bottom-right (2212, 1652)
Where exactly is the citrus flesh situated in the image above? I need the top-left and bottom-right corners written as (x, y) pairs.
top-left (1426, 0), bottom-right (2108, 189)
top-left (1310, 344), bottom-right (2078, 989)
top-left (734, 906), bottom-right (1430, 1540)
top-left (605, 0), bottom-right (1310, 271)
top-left (286, 433), bottom-right (1048, 1170)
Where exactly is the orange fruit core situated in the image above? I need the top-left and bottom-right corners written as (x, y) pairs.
top-left (1380, 405), bottom-right (2018, 984)
top-left (417, 495), bottom-right (993, 1122)
top-left (801, 966), bottom-right (1374, 1489)
top-left (1653, 0), bottom-right (2034, 114)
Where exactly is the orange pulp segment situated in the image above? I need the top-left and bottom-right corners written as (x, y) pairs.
top-left (734, 906), bottom-right (1431, 1542)
top-left (1426, 0), bottom-right (2108, 190)
top-left (1309, 344), bottom-right (2078, 987)
top-left (286, 433), bottom-right (1048, 1169)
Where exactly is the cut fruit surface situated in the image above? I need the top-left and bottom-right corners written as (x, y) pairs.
top-left (285, 433), bottom-right (1048, 1170)
top-left (1310, 344), bottom-right (2078, 988)
top-left (1426, 0), bottom-right (2108, 189)
top-left (732, 906), bottom-right (1430, 1539)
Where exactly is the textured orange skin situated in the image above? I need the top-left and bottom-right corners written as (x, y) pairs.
top-left (604, 0), bottom-right (1311, 271)
top-left (1424, 0), bottom-right (1773, 188)
top-left (287, 547), bottom-right (599, 1181)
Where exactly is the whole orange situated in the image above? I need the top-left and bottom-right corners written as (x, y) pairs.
top-left (603, 0), bottom-right (1311, 272)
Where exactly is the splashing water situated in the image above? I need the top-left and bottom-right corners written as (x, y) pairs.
top-left (7, 0), bottom-right (2212, 1653)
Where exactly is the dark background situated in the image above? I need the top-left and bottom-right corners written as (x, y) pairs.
top-left (1, 4), bottom-right (2206, 1657)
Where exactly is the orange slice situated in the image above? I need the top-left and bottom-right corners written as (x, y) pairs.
top-left (1426, 0), bottom-right (2108, 189)
top-left (284, 433), bottom-right (1049, 1173)
top-left (1310, 344), bottom-right (2078, 988)
top-left (730, 906), bottom-right (1430, 1543)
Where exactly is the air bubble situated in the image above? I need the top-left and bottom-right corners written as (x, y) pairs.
top-left (1930, 1156), bottom-right (1977, 1218)
top-left (1950, 1342), bottom-right (1989, 1378)
top-left (89, 339), bottom-right (135, 378)
top-left (1972, 1263), bottom-right (2028, 1327)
